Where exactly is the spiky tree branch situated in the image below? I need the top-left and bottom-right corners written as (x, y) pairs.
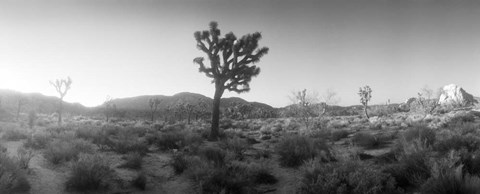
top-left (49, 77), bottom-right (72, 125)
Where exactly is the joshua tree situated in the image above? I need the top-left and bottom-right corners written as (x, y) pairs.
top-left (50, 77), bottom-right (72, 125)
top-left (358, 86), bottom-right (372, 119)
top-left (148, 98), bottom-right (162, 122)
top-left (193, 21), bottom-right (269, 140)
top-left (104, 96), bottom-right (116, 122)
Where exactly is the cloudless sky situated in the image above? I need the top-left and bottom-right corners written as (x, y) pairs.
top-left (1, 0), bottom-right (480, 107)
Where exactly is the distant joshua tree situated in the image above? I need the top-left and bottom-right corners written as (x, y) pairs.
top-left (16, 96), bottom-right (28, 122)
top-left (104, 96), bottom-right (116, 122)
top-left (50, 77), bottom-right (72, 125)
top-left (193, 21), bottom-right (269, 140)
top-left (148, 98), bottom-right (162, 122)
top-left (358, 85), bottom-right (372, 119)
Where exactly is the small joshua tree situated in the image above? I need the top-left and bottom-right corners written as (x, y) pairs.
top-left (28, 110), bottom-right (37, 129)
top-left (358, 86), bottom-right (372, 119)
top-left (50, 77), bottom-right (72, 125)
top-left (148, 98), bottom-right (162, 122)
top-left (193, 21), bottom-right (268, 140)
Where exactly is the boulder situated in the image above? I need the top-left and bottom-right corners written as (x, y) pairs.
top-left (438, 84), bottom-right (477, 106)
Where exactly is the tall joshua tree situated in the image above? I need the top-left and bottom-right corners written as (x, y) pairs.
top-left (148, 98), bottom-right (162, 122)
top-left (50, 77), bottom-right (72, 125)
top-left (358, 85), bottom-right (372, 119)
top-left (194, 21), bottom-right (268, 140)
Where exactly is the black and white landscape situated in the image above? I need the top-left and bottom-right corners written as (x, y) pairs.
top-left (1, 0), bottom-right (480, 193)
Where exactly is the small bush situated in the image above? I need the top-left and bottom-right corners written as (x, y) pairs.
top-left (171, 152), bottom-right (190, 174)
top-left (351, 132), bottom-right (387, 149)
top-left (220, 137), bottom-right (249, 160)
top-left (66, 154), bottom-right (112, 191)
top-left (44, 139), bottom-right (95, 164)
top-left (16, 147), bottom-right (34, 169)
top-left (200, 146), bottom-right (227, 167)
top-left (298, 159), bottom-right (397, 194)
top-left (119, 152), bottom-right (143, 170)
top-left (24, 132), bottom-right (52, 150)
top-left (156, 130), bottom-right (187, 150)
top-left (403, 125), bottom-right (436, 147)
top-left (0, 153), bottom-right (31, 193)
top-left (386, 151), bottom-right (431, 188)
top-left (132, 172), bottom-right (147, 190)
top-left (421, 166), bottom-right (480, 194)
top-left (276, 135), bottom-right (334, 167)
top-left (434, 135), bottom-right (480, 154)
top-left (2, 128), bottom-right (28, 141)
top-left (331, 129), bottom-right (350, 141)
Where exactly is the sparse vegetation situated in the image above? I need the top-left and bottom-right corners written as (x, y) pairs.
top-left (276, 135), bottom-right (334, 167)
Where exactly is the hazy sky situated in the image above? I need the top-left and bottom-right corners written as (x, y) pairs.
top-left (1, 0), bottom-right (480, 107)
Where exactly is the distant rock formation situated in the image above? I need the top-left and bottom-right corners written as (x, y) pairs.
top-left (438, 84), bottom-right (477, 106)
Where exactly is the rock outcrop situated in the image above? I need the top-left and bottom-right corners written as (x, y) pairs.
top-left (438, 84), bottom-right (477, 106)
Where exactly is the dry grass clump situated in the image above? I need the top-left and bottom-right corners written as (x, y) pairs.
top-left (119, 152), bottom-right (143, 170)
top-left (65, 153), bottom-right (113, 191)
top-left (0, 153), bottom-right (31, 193)
top-left (2, 128), bottom-right (28, 141)
top-left (44, 138), bottom-right (95, 164)
top-left (351, 132), bottom-right (389, 149)
top-left (276, 135), bottom-right (335, 167)
top-left (24, 131), bottom-right (52, 150)
top-left (298, 159), bottom-right (398, 194)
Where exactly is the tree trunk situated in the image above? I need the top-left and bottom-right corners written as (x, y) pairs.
top-left (151, 111), bottom-right (154, 122)
top-left (187, 112), bottom-right (191, 124)
top-left (16, 103), bottom-right (21, 121)
top-left (364, 104), bottom-right (369, 119)
top-left (210, 84), bottom-right (224, 140)
top-left (58, 99), bottom-right (63, 125)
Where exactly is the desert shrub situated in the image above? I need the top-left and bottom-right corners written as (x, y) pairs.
top-left (460, 151), bottom-right (480, 176)
top-left (220, 137), bottom-right (249, 160)
top-left (156, 130), bottom-right (186, 150)
top-left (46, 125), bottom-right (75, 134)
top-left (385, 151), bottom-right (431, 188)
top-left (331, 129), bottom-right (350, 141)
top-left (276, 135), bottom-right (334, 167)
top-left (155, 130), bottom-right (203, 151)
top-left (351, 132), bottom-right (388, 149)
top-left (421, 166), bottom-right (480, 194)
top-left (2, 128), bottom-right (28, 141)
top-left (44, 139), bottom-right (95, 164)
top-left (448, 112), bottom-right (476, 126)
top-left (171, 152), bottom-right (190, 174)
top-left (246, 160), bottom-right (278, 185)
top-left (16, 147), bottom-right (34, 169)
top-left (298, 159), bottom-right (397, 194)
top-left (109, 138), bottom-right (149, 155)
top-left (434, 135), bottom-right (480, 154)
top-left (24, 132), bottom-right (52, 150)
top-left (119, 152), bottom-right (143, 170)
top-left (132, 172), bottom-right (147, 190)
top-left (403, 125), bottom-right (436, 147)
top-left (200, 146), bottom-right (227, 167)
top-left (0, 153), bottom-right (30, 193)
top-left (28, 110), bottom-right (37, 129)
top-left (74, 125), bottom-right (101, 141)
top-left (65, 153), bottom-right (113, 191)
